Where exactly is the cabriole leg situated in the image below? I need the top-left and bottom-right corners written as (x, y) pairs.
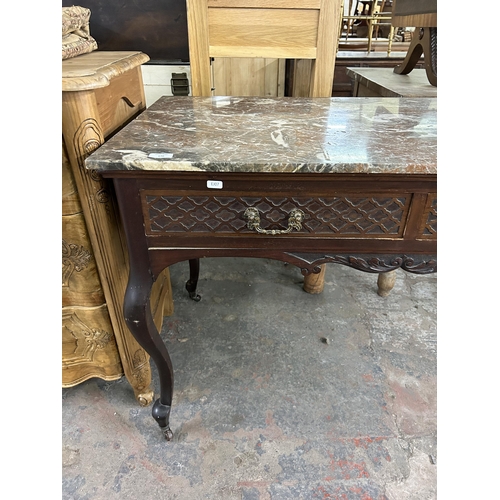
top-left (123, 276), bottom-right (175, 440)
top-left (152, 399), bottom-right (173, 441)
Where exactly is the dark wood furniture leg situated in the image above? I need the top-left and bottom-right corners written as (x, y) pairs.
top-left (123, 277), bottom-right (174, 440)
top-left (186, 259), bottom-right (201, 301)
top-left (394, 27), bottom-right (437, 86)
top-left (114, 178), bottom-right (175, 440)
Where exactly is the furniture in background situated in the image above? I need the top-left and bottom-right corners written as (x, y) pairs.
top-left (86, 95), bottom-right (437, 439)
top-left (185, 0), bottom-right (344, 296)
top-left (186, 0), bottom-right (343, 97)
top-left (62, 51), bottom-right (174, 405)
top-left (391, 0), bottom-right (437, 86)
top-left (330, 50), bottom-right (425, 96)
top-left (346, 67), bottom-right (437, 97)
top-left (62, 0), bottom-right (427, 101)
top-left (343, 0), bottom-right (392, 48)
top-left (212, 57), bottom-right (286, 97)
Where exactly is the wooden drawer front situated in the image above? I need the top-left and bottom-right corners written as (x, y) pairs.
top-left (143, 193), bottom-right (411, 238)
top-left (94, 67), bottom-right (145, 139)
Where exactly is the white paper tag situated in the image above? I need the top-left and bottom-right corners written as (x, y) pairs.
top-left (207, 180), bottom-right (223, 189)
top-left (148, 152), bottom-right (174, 159)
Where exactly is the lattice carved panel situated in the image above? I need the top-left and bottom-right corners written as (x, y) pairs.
top-left (420, 196), bottom-right (437, 239)
top-left (144, 194), bottom-right (410, 237)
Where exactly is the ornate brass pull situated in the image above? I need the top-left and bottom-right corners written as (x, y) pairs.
top-left (243, 207), bottom-right (305, 235)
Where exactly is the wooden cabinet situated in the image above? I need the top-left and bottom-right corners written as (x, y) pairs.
top-left (62, 51), bottom-right (174, 405)
top-left (287, 51), bottom-right (426, 97)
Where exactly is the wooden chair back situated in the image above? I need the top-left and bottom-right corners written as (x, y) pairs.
top-left (186, 0), bottom-right (343, 98)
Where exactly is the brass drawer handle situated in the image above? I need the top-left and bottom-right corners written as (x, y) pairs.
top-left (243, 207), bottom-right (305, 235)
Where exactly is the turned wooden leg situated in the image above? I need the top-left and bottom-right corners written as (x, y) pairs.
top-left (377, 270), bottom-right (397, 297)
top-left (303, 264), bottom-right (326, 294)
top-left (186, 258), bottom-right (201, 301)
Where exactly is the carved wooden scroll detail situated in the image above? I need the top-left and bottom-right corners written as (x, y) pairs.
top-left (73, 118), bottom-right (111, 212)
top-left (62, 312), bottom-right (115, 366)
top-left (285, 253), bottom-right (437, 276)
top-left (62, 239), bottom-right (92, 287)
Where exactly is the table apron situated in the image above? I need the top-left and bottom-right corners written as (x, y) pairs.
top-left (111, 174), bottom-right (437, 280)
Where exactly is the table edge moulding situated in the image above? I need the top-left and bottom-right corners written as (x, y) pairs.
top-left (62, 51), bottom-right (174, 406)
top-left (85, 95), bottom-right (437, 439)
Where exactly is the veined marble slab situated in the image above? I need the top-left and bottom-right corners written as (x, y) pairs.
top-left (86, 96), bottom-right (437, 175)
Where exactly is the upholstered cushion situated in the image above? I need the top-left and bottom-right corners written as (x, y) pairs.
top-left (62, 6), bottom-right (98, 60)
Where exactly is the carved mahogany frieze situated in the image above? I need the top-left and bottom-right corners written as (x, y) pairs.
top-left (145, 194), bottom-right (409, 237)
top-left (285, 252), bottom-right (437, 275)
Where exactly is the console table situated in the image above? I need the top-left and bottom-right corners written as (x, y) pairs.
top-left (86, 96), bottom-right (437, 439)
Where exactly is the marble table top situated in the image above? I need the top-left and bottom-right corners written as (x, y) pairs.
top-left (86, 96), bottom-right (437, 175)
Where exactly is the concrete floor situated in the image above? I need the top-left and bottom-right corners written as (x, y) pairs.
top-left (62, 257), bottom-right (437, 500)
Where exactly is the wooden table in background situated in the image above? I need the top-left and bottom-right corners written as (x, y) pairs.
top-left (391, 0), bottom-right (437, 86)
top-left (346, 67), bottom-right (437, 97)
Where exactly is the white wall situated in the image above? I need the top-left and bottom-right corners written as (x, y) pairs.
top-left (141, 64), bottom-right (192, 107)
